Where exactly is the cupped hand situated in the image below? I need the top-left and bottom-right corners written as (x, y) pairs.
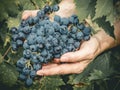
top-left (36, 36), bottom-right (101, 76)
top-left (21, 9), bottom-right (101, 76)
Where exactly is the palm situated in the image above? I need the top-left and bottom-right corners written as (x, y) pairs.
top-left (36, 37), bottom-right (101, 76)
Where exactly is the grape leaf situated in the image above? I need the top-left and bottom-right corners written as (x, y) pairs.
top-left (73, 84), bottom-right (93, 90)
top-left (94, 16), bottom-right (115, 38)
top-left (19, 0), bottom-right (35, 10)
top-left (93, 0), bottom-right (113, 20)
top-left (74, 0), bottom-right (96, 21)
top-left (7, 17), bottom-right (20, 29)
top-left (0, 0), bottom-right (19, 21)
top-left (33, 0), bottom-right (47, 9)
top-left (39, 76), bottom-right (65, 90)
top-left (106, 9), bottom-right (114, 26)
top-left (68, 50), bottom-right (114, 85)
top-left (88, 69), bottom-right (105, 81)
top-left (0, 54), bottom-right (3, 64)
top-left (0, 62), bottom-right (18, 87)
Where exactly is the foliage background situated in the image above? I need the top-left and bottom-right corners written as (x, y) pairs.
top-left (0, 0), bottom-right (120, 90)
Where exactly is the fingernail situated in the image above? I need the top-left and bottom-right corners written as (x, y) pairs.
top-left (61, 56), bottom-right (68, 62)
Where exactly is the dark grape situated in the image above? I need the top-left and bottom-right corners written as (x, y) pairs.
top-left (76, 32), bottom-right (84, 40)
top-left (30, 70), bottom-right (36, 78)
top-left (44, 5), bottom-right (51, 13)
top-left (52, 4), bottom-right (59, 11)
top-left (16, 39), bottom-right (23, 46)
top-left (70, 26), bottom-right (78, 34)
top-left (12, 34), bottom-right (19, 41)
top-left (16, 58), bottom-right (27, 68)
top-left (23, 49), bottom-right (31, 59)
top-left (77, 23), bottom-right (85, 30)
top-left (84, 35), bottom-right (90, 41)
top-left (11, 42), bottom-right (18, 51)
top-left (26, 78), bottom-right (33, 86)
top-left (54, 15), bottom-right (61, 23)
top-left (33, 63), bottom-right (42, 71)
top-left (19, 74), bottom-right (26, 80)
top-left (60, 18), bottom-right (69, 26)
top-left (10, 27), bottom-right (18, 34)
top-left (83, 27), bottom-right (91, 36)
top-left (23, 67), bottom-right (30, 75)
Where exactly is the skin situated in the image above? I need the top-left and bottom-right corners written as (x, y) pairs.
top-left (22, 0), bottom-right (120, 76)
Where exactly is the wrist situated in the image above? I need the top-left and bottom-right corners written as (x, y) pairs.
top-left (93, 30), bottom-right (116, 53)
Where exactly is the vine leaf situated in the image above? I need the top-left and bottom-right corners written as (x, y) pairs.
top-left (106, 9), bottom-right (114, 26)
top-left (94, 16), bottom-right (115, 38)
top-left (88, 69), bottom-right (105, 81)
top-left (93, 0), bottom-right (113, 22)
top-left (19, 0), bottom-right (36, 10)
top-left (39, 76), bottom-right (65, 90)
top-left (0, 54), bottom-right (3, 64)
top-left (68, 51), bottom-right (114, 86)
top-left (7, 17), bottom-right (20, 29)
top-left (0, 62), bottom-right (18, 87)
top-left (74, 0), bottom-right (96, 21)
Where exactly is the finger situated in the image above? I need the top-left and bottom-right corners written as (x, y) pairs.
top-left (59, 49), bottom-right (93, 63)
top-left (37, 60), bottom-right (91, 76)
top-left (42, 63), bottom-right (59, 69)
top-left (53, 58), bottom-right (60, 63)
top-left (22, 10), bottom-right (39, 20)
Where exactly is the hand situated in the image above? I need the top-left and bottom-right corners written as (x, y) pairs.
top-left (36, 37), bottom-right (101, 76)
top-left (21, 0), bottom-right (120, 76)
top-left (21, 2), bottom-right (101, 76)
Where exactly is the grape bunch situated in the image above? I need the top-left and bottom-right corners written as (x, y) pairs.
top-left (10, 4), bottom-right (91, 86)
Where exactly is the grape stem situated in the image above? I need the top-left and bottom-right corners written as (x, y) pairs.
top-left (2, 46), bottom-right (11, 59)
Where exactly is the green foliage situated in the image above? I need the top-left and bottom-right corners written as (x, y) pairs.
top-left (93, 0), bottom-right (113, 24)
top-left (94, 16), bottom-right (115, 37)
top-left (0, 0), bottom-right (120, 90)
top-left (75, 0), bottom-right (96, 21)
top-left (0, 0), bottom-right (19, 21)
top-left (39, 76), bottom-right (65, 90)
top-left (0, 54), bottom-right (3, 64)
top-left (75, 0), bottom-right (115, 38)
top-left (0, 62), bottom-right (18, 87)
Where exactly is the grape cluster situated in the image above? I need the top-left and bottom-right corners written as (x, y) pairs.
top-left (11, 4), bottom-right (91, 86)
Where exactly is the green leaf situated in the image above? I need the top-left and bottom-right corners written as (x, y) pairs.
top-left (33, 0), bottom-right (47, 9)
top-left (7, 17), bottom-right (20, 29)
top-left (0, 62), bottom-right (18, 87)
top-left (88, 69), bottom-right (105, 81)
top-left (75, 0), bottom-right (96, 21)
top-left (94, 16), bottom-right (115, 38)
top-left (39, 76), bottom-right (65, 90)
top-left (106, 9), bottom-right (114, 26)
top-left (73, 84), bottom-right (93, 90)
top-left (0, 54), bottom-right (3, 64)
top-left (19, 0), bottom-right (36, 10)
top-left (93, 0), bottom-right (113, 20)
top-left (68, 51), bottom-right (114, 85)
